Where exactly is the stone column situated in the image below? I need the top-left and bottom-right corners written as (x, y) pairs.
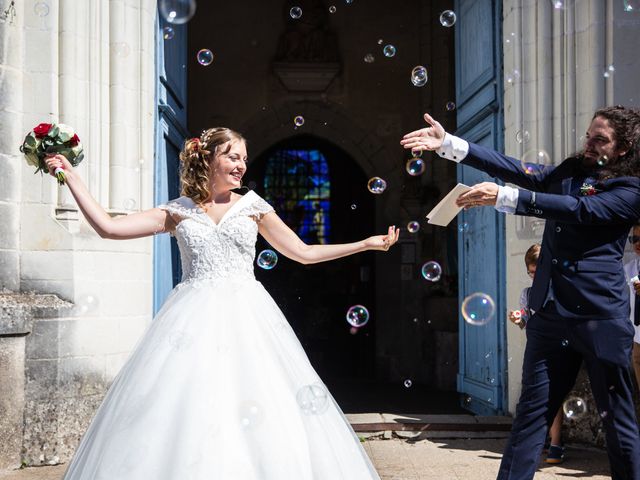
top-left (0, 0), bottom-right (24, 291)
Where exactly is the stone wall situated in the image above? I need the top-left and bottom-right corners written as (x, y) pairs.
top-left (0, 0), bottom-right (157, 467)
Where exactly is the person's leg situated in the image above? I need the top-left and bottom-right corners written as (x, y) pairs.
top-left (548, 408), bottom-right (563, 445)
top-left (497, 310), bottom-right (581, 480)
top-left (632, 341), bottom-right (640, 391)
top-left (577, 319), bottom-right (640, 480)
top-left (545, 408), bottom-right (565, 464)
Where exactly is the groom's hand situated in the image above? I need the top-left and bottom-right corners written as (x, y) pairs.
top-left (400, 113), bottom-right (445, 154)
top-left (455, 182), bottom-right (499, 209)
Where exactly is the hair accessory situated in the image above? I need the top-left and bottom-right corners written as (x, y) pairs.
top-left (191, 138), bottom-right (201, 152)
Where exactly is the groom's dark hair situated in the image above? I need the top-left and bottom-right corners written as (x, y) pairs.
top-left (593, 105), bottom-right (640, 179)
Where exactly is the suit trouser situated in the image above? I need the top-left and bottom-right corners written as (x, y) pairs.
top-left (497, 303), bottom-right (640, 480)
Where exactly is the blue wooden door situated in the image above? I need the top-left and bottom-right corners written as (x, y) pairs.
top-left (454, 0), bottom-right (506, 415)
top-left (153, 15), bottom-right (189, 313)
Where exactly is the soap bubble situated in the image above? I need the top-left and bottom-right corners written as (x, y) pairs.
top-left (516, 130), bottom-right (530, 144)
top-left (256, 249), bottom-right (278, 270)
top-left (404, 379), bottom-right (413, 388)
top-left (294, 115), bottom-right (305, 127)
top-left (296, 383), bottom-right (329, 415)
top-left (446, 101), bottom-right (456, 111)
top-left (168, 330), bottom-right (193, 351)
top-left (561, 339), bottom-right (569, 347)
top-left (383, 45), bottom-right (396, 57)
top-left (364, 53), bottom-right (375, 63)
top-left (163, 26), bottom-right (175, 40)
top-left (439, 10), bottom-right (457, 27)
top-left (367, 177), bottom-right (387, 194)
top-left (405, 158), bottom-right (426, 176)
top-left (34, 1), bottom-right (50, 17)
top-left (346, 305), bottom-right (370, 327)
top-left (563, 396), bottom-right (587, 420)
top-left (461, 293), bottom-right (496, 326)
top-left (345, 0), bottom-right (353, 4)
top-left (350, 204), bottom-right (357, 210)
top-left (551, 0), bottom-right (565, 9)
top-left (521, 149), bottom-right (552, 176)
top-left (123, 198), bottom-right (136, 210)
top-left (75, 294), bottom-right (99, 315)
top-left (238, 401), bottom-right (264, 429)
top-left (458, 222), bottom-right (469, 233)
top-left (159, 0), bottom-right (196, 24)
top-left (597, 155), bottom-right (608, 167)
top-left (111, 42), bottom-right (131, 58)
top-left (377, 39), bottom-right (384, 45)
top-left (421, 261), bottom-right (442, 282)
top-left (329, 5), bottom-right (336, 13)
top-left (407, 221), bottom-right (420, 233)
top-left (197, 49), bottom-right (214, 66)
top-left (411, 65), bottom-right (428, 87)
top-left (290, 6), bottom-right (302, 19)
top-left (603, 64), bottom-right (615, 78)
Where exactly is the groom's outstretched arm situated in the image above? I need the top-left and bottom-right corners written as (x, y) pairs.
top-left (514, 178), bottom-right (640, 225)
top-left (401, 113), bottom-right (553, 192)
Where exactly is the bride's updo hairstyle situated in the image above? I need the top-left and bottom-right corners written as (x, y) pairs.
top-left (179, 127), bottom-right (246, 205)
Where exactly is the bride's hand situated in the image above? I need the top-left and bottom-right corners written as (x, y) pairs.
top-left (45, 154), bottom-right (74, 178)
top-left (365, 226), bottom-right (400, 251)
top-left (400, 113), bottom-right (446, 153)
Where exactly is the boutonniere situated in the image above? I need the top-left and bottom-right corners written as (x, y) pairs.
top-left (580, 181), bottom-right (601, 196)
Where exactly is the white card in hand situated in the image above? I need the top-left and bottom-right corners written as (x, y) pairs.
top-left (426, 183), bottom-right (471, 227)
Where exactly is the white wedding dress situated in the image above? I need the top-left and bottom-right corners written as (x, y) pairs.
top-left (62, 190), bottom-right (379, 480)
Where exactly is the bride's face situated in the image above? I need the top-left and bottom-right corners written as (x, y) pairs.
top-left (209, 140), bottom-right (247, 191)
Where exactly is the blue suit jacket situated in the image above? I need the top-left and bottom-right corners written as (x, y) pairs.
top-left (464, 143), bottom-right (640, 320)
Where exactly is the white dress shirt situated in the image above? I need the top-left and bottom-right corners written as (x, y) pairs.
top-left (436, 133), bottom-right (520, 213)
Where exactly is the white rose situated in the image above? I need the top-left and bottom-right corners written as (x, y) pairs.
top-left (57, 124), bottom-right (74, 142)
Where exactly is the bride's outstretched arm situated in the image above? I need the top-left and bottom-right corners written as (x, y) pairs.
top-left (45, 154), bottom-right (174, 239)
top-left (258, 211), bottom-right (399, 265)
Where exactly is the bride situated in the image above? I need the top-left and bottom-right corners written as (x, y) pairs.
top-left (45, 127), bottom-right (399, 479)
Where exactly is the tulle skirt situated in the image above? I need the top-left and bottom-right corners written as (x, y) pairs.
top-left (62, 277), bottom-right (379, 479)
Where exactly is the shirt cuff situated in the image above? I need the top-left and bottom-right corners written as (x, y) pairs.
top-left (436, 133), bottom-right (469, 163)
top-left (495, 185), bottom-right (519, 214)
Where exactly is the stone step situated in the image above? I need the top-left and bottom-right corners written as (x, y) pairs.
top-left (348, 413), bottom-right (512, 439)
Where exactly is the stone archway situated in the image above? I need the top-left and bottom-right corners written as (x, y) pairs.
top-left (240, 98), bottom-right (402, 191)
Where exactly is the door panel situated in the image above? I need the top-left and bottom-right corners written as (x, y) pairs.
top-left (455, 0), bottom-right (506, 415)
top-left (153, 15), bottom-right (189, 313)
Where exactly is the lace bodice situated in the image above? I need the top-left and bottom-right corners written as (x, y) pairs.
top-left (159, 191), bottom-right (274, 285)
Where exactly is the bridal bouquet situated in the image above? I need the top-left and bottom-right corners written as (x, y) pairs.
top-left (19, 123), bottom-right (84, 185)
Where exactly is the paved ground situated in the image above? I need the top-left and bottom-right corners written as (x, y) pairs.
top-left (0, 437), bottom-right (611, 480)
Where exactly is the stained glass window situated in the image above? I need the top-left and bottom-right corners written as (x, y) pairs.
top-left (263, 149), bottom-right (331, 244)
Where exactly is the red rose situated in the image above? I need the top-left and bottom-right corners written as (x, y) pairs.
top-left (70, 133), bottom-right (80, 146)
top-left (33, 123), bottom-right (53, 138)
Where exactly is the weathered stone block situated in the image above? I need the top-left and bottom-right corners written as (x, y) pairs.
top-left (0, 336), bottom-right (25, 470)
top-left (0, 203), bottom-right (19, 250)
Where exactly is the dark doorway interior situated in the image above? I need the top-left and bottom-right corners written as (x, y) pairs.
top-left (246, 135), bottom-right (376, 383)
top-left (245, 135), bottom-right (463, 413)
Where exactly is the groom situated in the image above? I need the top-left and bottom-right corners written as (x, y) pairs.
top-left (401, 105), bottom-right (640, 480)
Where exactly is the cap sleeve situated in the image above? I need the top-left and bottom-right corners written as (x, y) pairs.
top-left (245, 191), bottom-right (275, 221)
top-left (158, 197), bottom-right (194, 219)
